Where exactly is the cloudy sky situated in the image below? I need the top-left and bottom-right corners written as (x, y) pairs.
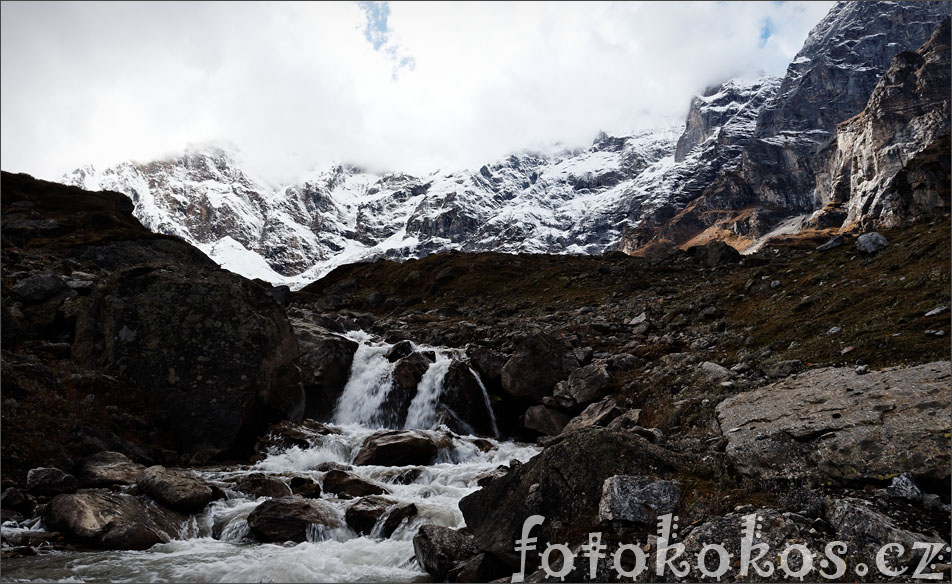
top-left (1, 1), bottom-right (833, 183)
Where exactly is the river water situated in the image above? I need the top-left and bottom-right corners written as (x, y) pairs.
top-left (1, 333), bottom-right (539, 583)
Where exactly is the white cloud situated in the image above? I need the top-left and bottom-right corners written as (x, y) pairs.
top-left (1, 1), bottom-right (833, 183)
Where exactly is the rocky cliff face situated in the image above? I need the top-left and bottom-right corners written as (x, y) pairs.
top-left (0, 172), bottom-right (304, 481)
top-left (814, 17), bottom-right (951, 230)
top-left (617, 1), bottom-right (951, 256)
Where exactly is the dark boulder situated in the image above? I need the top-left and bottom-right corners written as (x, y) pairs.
top-left (322, 470), bottom-right (389, 499)
top-left (459, 427), bottom-right (690, 568)
top-left (353, 430), bottom-right (439, 467)
top-left (296, 327), bottom-right (359, 420)
top-left (379, 502), bottom-right (418, 538)
top-left (344, 495), bottom-right (396, 535)
top-left (412, 525), bottom-right (478, 581)
top-left (523, 405), bottom-right (570, 437)
top-left (437, 360), bottom-right (497, 437)
top-left (289, 476), bottom-right (323, 499)
top-left (232, 474), bottom-right (292, 499)
top-left (26, 467), bottom-right (78, 496)
top-left (137, 466), bottom-right (214, 513)
top-left (76, 451), bottom-right (145, 487)
top-left (561, 396), bottom-right (624, 434)
top-left (500, 333), bottom-right (580, 404)
top-left (384, 340), bottom-right (415, 362)
top-left (246, 496), bottom-right (341, 543)
top-left (380, 352), bottom-right (430, 427)
top-left (685, 240), bottom-right (741, 267)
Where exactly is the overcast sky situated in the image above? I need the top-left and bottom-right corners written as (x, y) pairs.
top-left (1, 1), bottom-right (833, 183)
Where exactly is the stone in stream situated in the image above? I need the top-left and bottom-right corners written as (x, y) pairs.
top-left (43, 492), bottom-right (182, 550)
top-left (136, 466), bottom-right (214, 513)
top-left (76, 451), bottom-right (145, 487)
top-left (322, 470), bottom-right (390, 499)
top-left (353, 430), bottom-right (439, 467)
top-left (246, 496), bottom-right (342, 543)
top-left (232, 473), bottom-right (292, 499)
top-left (343, 495), bottom-right (416, 537)
top-left (289, 476), bottom-right (323, 499)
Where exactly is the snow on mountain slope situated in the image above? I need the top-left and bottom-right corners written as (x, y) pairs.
top-left (65, 122), bottom-right (709, 287)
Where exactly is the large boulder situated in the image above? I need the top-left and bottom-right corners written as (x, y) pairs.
top-left (76, 451), bottom-right (145, 487)
top-left (344, 495), bottom-right (396, 535)
top-left (436, 360), bottom-right (497, 437)
top-left (561, 396), bottom-right (624, 434)
top-left (353, 430), bottom-right (439, 467)
top-left (412, 525), bottom-right (478, 581)
top-left (232, 474), bottom-right (292, 499)
top-left (295, 325), bottom-right (359, 420)
top-left (246, 496), bottom-right (342, 543)
top-left (523, 405), bottom-right (570, 437)
top-left (459, 427), bottom-right (690, 567)
top-left (136, 466), bottom-right (214, 513)
top-left (717, 361), bottom-right (951, 485)
top-left (552, 360), bottom-right (612, 408)
top-left (0, 173), bottom-right (305, 478)
top-left (500, 333), bottom-right (580, 404)
top-left (43, 492), bottom-right (180, 550)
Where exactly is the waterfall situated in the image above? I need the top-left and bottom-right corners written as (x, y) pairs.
top-left (403, 353), bottom-right (454, 430)
top-left (469, 367), bottom-right (500, 438)
top-left (331, 331), bottom-right (396, 427)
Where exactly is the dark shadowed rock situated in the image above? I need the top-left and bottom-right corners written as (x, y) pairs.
top-left (437, 361), bottom-right (497, 437)
top-left (686, 240), bottom-right (742, 267)
top-left (413, 525), bottom-right (478, 581)
top-left (289, 476), bottom-right (323, 499)
top-left (322, 470), bottom-right (389, 499)
top-left (523, 405), bottom-right (570, 437)
top-left (344, 495), bottom-right (396, 535)
top-left (26, 468), bottom-right (78, 496)
top-left (353, 430), bottom-right (439, 467)
top-left (379, 502), bottom-right (418, 538)
top-left (295, 326), bottom-right (359, 420)
top-left (856, 232), bottom-right (890, 254)
top-left (500, 333), bottom-right (580, 404)
top-left (1, 487), bottom-right (36, 516)
top-left (552, 360), bottom-right (612, 407)
top-left (246, 496), bottom-right (341, 543)
top-left (380, 352), bottom-right (430, 427)
top-left (459, 427), bottom-right (690, 567)
top-left (76, 451), bottom-right (145, 487)
top-left (385, 340), bottom-right (414, 362)
top-left (137, 466), bottom-right (214, 513)
top-left (11, 274), bottom-right (67, 304)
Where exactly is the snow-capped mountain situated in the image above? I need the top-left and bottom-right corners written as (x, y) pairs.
top-left (64, 1), bottom-right (951, 288)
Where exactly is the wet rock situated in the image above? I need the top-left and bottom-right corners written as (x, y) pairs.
top-left (289, 476), bottom-right (323, 499)
top-left (437, 360), bottom-right (497, 437)
top-left (256, 418), bottom-right (339, 452)
top-left (345, 495), bottom-right (397, 535)
top-left (413, 525), bottom-right (478, 581)
top-left (597, 475), bottom-right (679, 524)
top-left (353, 430), bottom-right (439, 467)
top-left (856, 232), bottom-right (890, 253)
top-left (137, 466), bottom-right (214, 513)
top-left (296, 329), bottom-right (359, 420)
top-left (379, 502), bottom-right (418, 538)
top-left (448, 553), bottom-right (505, 583)
top-left (523, 405), bottom-right (570, 436)
top-left (76, 451), bottom-right (145, 487)
top-left (561, 396), bottom-right (623, 434)
top-left (459, 427), bottom-right (690, 566)
top-left (381, 352), bottom-right (430, 427)
top-left (44, 492), bottom-right (176, 550)
top-left (385, 340), bottom-right (414, 362)
top-left (233, 474), bottom-right (292, 499)
top-left (26, 467), bottom-right (78, 496)
top-left (246, 496), bottom-right (342, 543)
top-left (717, 361), bottom-right (951, 484)
top-left (322, 470), bottom-right (389, 499)
top-left (500, 333), bottom-right (579, 404)
top-left (465, 345), bottom-right (507, 386)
